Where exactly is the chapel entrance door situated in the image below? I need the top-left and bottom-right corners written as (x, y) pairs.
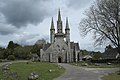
top-left (58, 57), bottom-right (62, 63)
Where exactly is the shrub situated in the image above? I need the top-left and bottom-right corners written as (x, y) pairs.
top-left (7, 55), bottom-right (15, 60)
top-left (0, 59), bottom-right (2, 62)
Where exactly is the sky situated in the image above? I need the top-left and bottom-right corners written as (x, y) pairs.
top-left (0, 0), bottom-right (105, 52)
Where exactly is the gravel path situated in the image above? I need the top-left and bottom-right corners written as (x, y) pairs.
top-left (55, 63), bottom-right (119, 80)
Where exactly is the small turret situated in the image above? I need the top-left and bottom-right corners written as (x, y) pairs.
top-left (58, 9), bottom-right (61, 22)
top-left (65, 17), bottom-right (70, 30)
top-left (65, 17), bottom-right (70, 43)
top-left (50, 17), bottom-right (55, 43)
top-left (65, 17), bottom-right (71, 62)
top-left (51, 17), bottom-right (55, 29)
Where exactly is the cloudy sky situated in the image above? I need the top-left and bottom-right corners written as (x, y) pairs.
top-left (0, 0), bottom-right (105, 52)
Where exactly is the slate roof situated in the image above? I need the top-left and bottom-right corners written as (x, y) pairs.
top-left (102, 48), bottom-right (119, 59)
top-left (43, 42), bottom-right (80, 51)
top-left (43, 43), bottom-right (51, 51)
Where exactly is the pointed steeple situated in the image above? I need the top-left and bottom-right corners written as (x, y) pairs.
top-left (51, 17), bottom-right (55, 29)
top-left (58, 9), bottom-right (61, 21)
top-left (65, 17), bottom-right (70, 43)
top-left (65, 17), bottom-right (70, 30)
top-left (57, 9), bottom-right (63, 33)
top-left (50, 17), bottom-right (55, 43)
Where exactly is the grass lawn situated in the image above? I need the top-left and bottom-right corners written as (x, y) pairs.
top-left (71, 61), bottom-right (120, 68)
top-left (101, 71), bottom-right (120, 80)
top-left (0, 62), bottom-right (65, 80)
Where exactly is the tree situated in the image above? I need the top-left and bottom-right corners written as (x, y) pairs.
top-left (7, 55), bottom-right (15, 60)
top-left (0, 47), bottom-right (5, 59)
top-left (7, 41), bottom-right (20, 49)
top-left (79, 0), bottom-right (120, 54)
top-left (80, 50), bottom-right (89, 56)
top-left (31, 44), bottom-right (43, 56)
top-left (31, 39), bottom-right (46, 56)
top-left (14, 46), bottom-right (32, 59)
top-left (92, 51), bottom-right (102, 60)
top-left (6, 41), bottom-right (21, 56)
top-left (3, 48), bottom-right (13, 58)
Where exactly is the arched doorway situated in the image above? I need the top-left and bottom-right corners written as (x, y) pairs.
top-left (58, 57), bottom-right (62, 63)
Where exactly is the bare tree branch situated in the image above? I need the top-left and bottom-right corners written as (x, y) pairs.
top-left (79, 0), bottom-right (120, 53)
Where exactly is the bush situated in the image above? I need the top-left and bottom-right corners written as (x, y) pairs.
top-left (0, 59), bottom-right (2, 62)
top-left (7, 55), bottom-right (15, 60)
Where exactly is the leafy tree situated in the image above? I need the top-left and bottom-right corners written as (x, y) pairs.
top-left (80, 50), bottom-right (89, 56)
top-left (3, 48), bottom-right (13, 59)
top-left (31, 44), bottom-right (43, 55)
top-left (0, 47), bottom-right (5, 59)
top-left (6, 41), bottom-right (21, 57)
top-left (0, 51), bottom-right (3, 59)
top-left (79, 0), bottom-right (120, 54)
top-left (0, 47), bottom-right (3, 50)
top-left (7, 55), bottom-right (15, 60)
top-left (7, 41), bottom-right (21, 49)
top-left (14, 46), bottom-right (32, 59)
top-left (31, 39), bottom-right (46, 56)
top-left (7, 41), bottom-right (14, 49)
top-left (92, 51), bottom-right (102, 60)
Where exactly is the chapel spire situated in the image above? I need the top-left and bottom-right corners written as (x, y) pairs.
top-left (58, 9), bottom-right (61, 22)
top-left (57, 9), bottom-right (63, 33)
top-left (65, 17), bottom-right (70, 43)
top-left (50, 17), bottom-right (55, 43)
top-left (51, 17), bottom-right (55, 29)
top-left (65, 17), bottom-right (70, 30)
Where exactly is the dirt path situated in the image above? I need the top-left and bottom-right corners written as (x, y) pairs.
top-left (55, 63), bottom-right (119, 80)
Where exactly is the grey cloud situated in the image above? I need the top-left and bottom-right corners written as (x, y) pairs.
top-left (15, 33), bottom-right (50, 45)
top-left (0, 23), bottom-right (17, 35)
top-left (0, 0), bottom-right (51, 28)
top-left (41, 35), bottom-right (49, 42)
top-left (0, 13), bottom-right (18, 35)
top-left (67, 0), bottom-right (94, 9)
top-left (15, 34), bottom-right (39, 45)
top-left (0, 40), bottom-right (5, 47)
top-left (0, 33), bottom-right (40, 47)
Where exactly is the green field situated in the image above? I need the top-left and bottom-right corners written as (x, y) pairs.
top-left (101, 71), bottom-right (120, 80)
top-left (0, 62), bottom-right (65, 80)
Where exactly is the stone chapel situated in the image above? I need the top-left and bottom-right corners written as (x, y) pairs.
top-left (40, 10), bottom-right (80, 63)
